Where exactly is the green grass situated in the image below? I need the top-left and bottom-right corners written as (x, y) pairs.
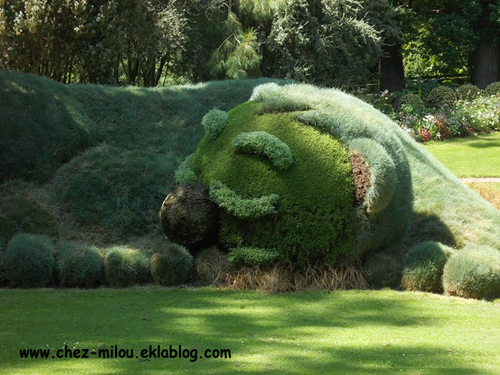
top-left (423, 133), bottom-right (500, 177)
top-left (0, 288), bottom-right (499, 375)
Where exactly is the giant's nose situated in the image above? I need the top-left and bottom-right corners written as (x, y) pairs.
top-left (159, 183), bottom-right (219, 255)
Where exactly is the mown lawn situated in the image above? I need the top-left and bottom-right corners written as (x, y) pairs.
top-left (1, 288), bottom-right (499, 375)
top-left (423, 132), bottom-right (500, 177)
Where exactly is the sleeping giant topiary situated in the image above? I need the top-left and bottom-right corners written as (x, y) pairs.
top-left (160, 83), bottom-right (413, 269)
top-left (160, 83), bottom-right (500, 297)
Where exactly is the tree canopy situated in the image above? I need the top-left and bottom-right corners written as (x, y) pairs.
top-left (1, 0), bottom-right (499, 89)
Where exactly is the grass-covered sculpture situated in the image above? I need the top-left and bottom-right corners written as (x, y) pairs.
top-left (160, 83), bottom-right (500, 299)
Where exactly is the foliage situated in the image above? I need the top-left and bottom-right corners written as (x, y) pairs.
top-left (484, 81), bottom-right (500, 96)
top-left (57, 242), bottom-right (103, 288)
top-left (265, 0), bottom-right (380, 86)
top-left (231, 131), bottom-right (294, 170)
top-left (195, 246), bottom-right (229, 285)
top-left (104, 246), bottom-right (151, 287)
top-left (4, 233), bottom-right (55, 288)
top-left (398, 94), bottom-right (426, 114)
top-left (442, 246), bottom-right (500, 300)
top-left (209, 180), bottom-right (279, 219)
top-left (426, 86), bottom-right (457, 108)
top-left (201, 108), bottom-right (229, 139)
top-left (227, 247), bottom-right (280, 268)
top-left (150, 242), bottom-right (193, 286)
top-left (455, 84), bottom-right (482, 101)
top-left (402, 241), bottom-right (454, 293)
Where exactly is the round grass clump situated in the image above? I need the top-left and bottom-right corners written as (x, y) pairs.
top-left (104, 246), bottom-right (151, 287)
top-left (484, 82), bottom-right (500, 97)
top-left (4, 233), bottom-right (55, 288)
top-left (426, 86), bottom-right (457, 108)
top-left (363, 253), bottom-right (400, 289)
top-left (442, 246), bottom-right (500, 300)
top-left (191, 101), bottom-right (356, 267)
top-left (57, 242), bottom-right (103, 288)
top-left (455, 84), bottom-right (482, 101)
top-left (150, 243), bottom-right (194, 286)
top-left (402, 241), bottom-right (455, 293)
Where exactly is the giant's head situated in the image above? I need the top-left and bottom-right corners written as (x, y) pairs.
top-left (160, 83), bottom-right (413, 268)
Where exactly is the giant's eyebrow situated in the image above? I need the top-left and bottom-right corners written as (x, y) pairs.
top-left (231, 131), bottom-right (293, 170)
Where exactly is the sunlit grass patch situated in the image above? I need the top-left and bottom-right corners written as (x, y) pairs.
top-left (423, 132), bottom-right (500, 177)
top-left (0, 288), bottom-right (499, 374)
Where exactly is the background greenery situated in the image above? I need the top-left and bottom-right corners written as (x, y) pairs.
top-left (1, 1), bottom-right (500, 90)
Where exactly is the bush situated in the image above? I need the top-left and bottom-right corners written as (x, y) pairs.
top-left (455, 84), bottom-right (482, 101)
top-left (402, 241), bottom-right (454, 293)
top-left (398, 94), bottom-right (426, 113)
top-left (363, 253), bottom-right (400, 289)
top-left (57, 242), bottom-right (103, 288)
top-left (0, 250), bottom-right (7, 287)
top-left (4, 233), bottom-right (55, 288)
top-left (442, 246), bottom-right (500, 300)
top-left (484, 82), bottom-right (500, 97)
top-left (232, 131), bottom-right (294, 170)
top-left (426, 86), bottom-right (457, 108)
top-left (104, 246), bottom-right (151, 287)
top-left (209, 180), bottom-right (279, 219)
top-left (228, 247), bottom-right (280, 268)
top-left (150, 243), bottom-right (193, 286)
top-left (201, 108), bottom-right (229, 139)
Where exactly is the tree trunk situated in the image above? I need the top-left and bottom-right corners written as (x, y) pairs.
top-left (470, 36), bottom-right (500, 89)
top-left (379, 43), bottom-right (405, 94)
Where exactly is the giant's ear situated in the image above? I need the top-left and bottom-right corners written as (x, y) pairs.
top-left (349, 138), bottom-right (396, 215)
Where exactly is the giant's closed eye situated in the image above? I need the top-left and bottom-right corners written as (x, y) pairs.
top-left (231, 131), bottom-right (293, 170)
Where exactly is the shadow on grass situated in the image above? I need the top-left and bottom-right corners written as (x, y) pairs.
top-left (0, 288), bottom-right (494, 374)
top-left (408, 212), bottom-right (456, 247)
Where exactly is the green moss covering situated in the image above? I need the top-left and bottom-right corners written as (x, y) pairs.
top-left (191, 101), bottom-right (355, 267)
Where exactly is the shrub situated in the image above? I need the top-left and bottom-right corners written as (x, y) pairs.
top-left (455, 84), bottom-right (482, 101)
top-left (402, 241), bottom-right (454, 293)
top-left (209, 180), bottom-right (279, 219)
top-left (442, 246), bottom-right (500, 300)
top-left (484, 82), bottom-right (500, 97)
top-left (426, 86), bottom-right (457, 108)
top-left (398, 94), bottom-right (426, 113)
top-left (0, 250), bottom-right (7, 287)
top-left (150, 243), bottom-right (193, 286)
top-left (232, 131), bottom-right (294, 170)
top-left (104, 246), bottom-right (151, 287)
top-left (4, 233), bottom-right (55, 288)
top-left (57, 242), bottom-right (103, 288)
top-left (201, 108), bottom-right (229, 139)
top-left (228, 247), bottom-right (280, 268)
top-left (363, 253), bottom-right (400, 289)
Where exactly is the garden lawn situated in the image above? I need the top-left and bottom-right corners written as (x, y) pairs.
top-left (422, 133), bottom-right (500, 178)
top-left (1, 287), bottom-right (499, 375)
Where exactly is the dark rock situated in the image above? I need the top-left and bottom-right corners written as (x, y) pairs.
top-left (159, 183), bottom-right (219, 254)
